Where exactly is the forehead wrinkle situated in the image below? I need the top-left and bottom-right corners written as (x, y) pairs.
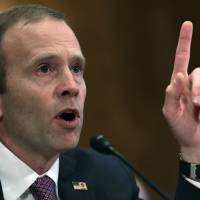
top-left (28, 52), bottom-right (86, 68)
top-left (19, 31), bottom-right (80, 55)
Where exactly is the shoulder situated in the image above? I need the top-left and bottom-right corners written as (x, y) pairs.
top-left (61, 147), bottom-right (131, 175)
top-left (60, 147), bottom-right (139, 199)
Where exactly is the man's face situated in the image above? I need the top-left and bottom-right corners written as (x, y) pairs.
top-left (0, 17), bottom-right (86, 156)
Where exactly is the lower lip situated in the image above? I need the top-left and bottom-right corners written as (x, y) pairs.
top-left (55, 117), bottom-right (80, 129)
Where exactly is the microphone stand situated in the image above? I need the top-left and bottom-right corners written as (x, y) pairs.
top-left (90, 134), bottom-right (173, 200)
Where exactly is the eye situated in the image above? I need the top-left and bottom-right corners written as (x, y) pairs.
top-left (71, 64), bottom-right (83, 74)
top-left (36, 64), bottom-right (53, 75)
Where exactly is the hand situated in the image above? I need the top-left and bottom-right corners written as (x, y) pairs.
top-left (163, 21), bottom-right (200, 162)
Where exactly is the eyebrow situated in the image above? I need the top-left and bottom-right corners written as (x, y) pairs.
top-left (70, 54), bottom-right (86, 66)
top-left (28, 53), bottom-right (86, 67)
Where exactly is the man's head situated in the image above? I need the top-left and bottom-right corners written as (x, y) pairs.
top-left (0, 4), bottom-right (86, 160)
top-left (0, 4), bottom-right (67, 93)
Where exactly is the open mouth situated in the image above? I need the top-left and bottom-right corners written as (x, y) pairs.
top-left (55, 109), bottom-right (80, 129)
top-left (56, 109), bottom-right (79, 122)
top-left (59, 111), bottom-right (76, 121)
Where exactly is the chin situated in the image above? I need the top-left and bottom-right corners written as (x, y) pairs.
top-left (59, 132), bottom-right (80, 152)
top-left (50, 127), bottom-right (81, 154)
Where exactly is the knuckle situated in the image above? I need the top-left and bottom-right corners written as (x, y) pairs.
top-left (191, 67), bottom-right (200, 76)
top-left (165, 85), bottom-right (173, 95)
top-left (176, 48), bottom-right (189, 55)
top-left (162, 106), bottom-right (166, 115)
top-left (175, 53), bottom-right (189, 60)
top-left (162, 105), bottom-right (170, 119)
top-left (189, 67), bottom-right (200, 90)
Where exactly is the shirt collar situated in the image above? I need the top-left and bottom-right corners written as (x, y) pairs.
top-left (0, 142), bottom-right (59, 200)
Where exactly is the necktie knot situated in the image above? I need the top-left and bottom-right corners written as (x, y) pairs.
top-left (30, 175), bottom-right (57, 200)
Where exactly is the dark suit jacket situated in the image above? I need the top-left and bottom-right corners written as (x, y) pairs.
top-left (0, 148), bottom-right (200, 199)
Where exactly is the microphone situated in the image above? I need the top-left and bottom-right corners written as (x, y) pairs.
top-left (90, 134), bottom-right (173, 200)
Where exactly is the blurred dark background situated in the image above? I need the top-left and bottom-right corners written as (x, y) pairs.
top-left (1, 0), bottom-right (200, 199)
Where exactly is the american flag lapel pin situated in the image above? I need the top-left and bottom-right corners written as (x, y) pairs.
top-left (72, 181), bottom-right (88, 190)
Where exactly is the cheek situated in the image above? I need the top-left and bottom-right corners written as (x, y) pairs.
top-left (3, 83), bottom-right (51, 118)
top-left (81, 81), bottom-right (87, 103)
top-left (2, 89), bottom-right (52, 137)
top-left (3, 93), bottom-right (40, 120)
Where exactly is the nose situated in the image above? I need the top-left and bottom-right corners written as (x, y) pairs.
top-left (55, 70), bottom-right (79, 98)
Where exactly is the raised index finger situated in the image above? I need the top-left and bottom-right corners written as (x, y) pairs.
top-left (171, 21), bottom-right (193, 82)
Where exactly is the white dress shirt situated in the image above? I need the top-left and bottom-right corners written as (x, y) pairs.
top-left (0, 143), bottom-right (59, 200)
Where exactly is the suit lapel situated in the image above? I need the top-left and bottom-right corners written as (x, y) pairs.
top-left (58, 149), bottom-right (95, 200)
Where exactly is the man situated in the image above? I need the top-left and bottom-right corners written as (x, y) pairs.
top-left (0, 4), bottom-right (198, 200)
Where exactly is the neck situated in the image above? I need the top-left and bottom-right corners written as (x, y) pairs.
top-left (17, 150), bottom-right (58, 174)
top-left (0, 136), bottom-right (59, 175)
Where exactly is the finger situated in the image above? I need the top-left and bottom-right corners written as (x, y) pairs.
top-left (171, 21), bottom-right (193, 82)
top-left (163, 73), bottom-right (187, 119)
top-left (189, 68), bottom-right (200, 105)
